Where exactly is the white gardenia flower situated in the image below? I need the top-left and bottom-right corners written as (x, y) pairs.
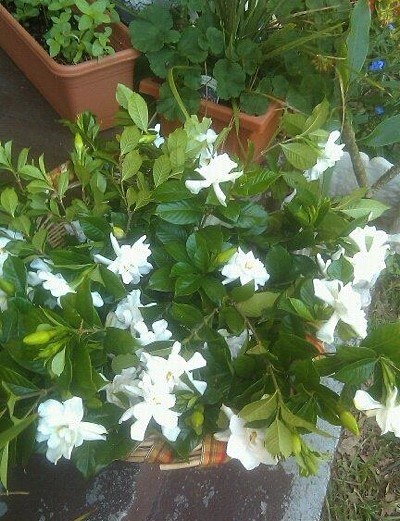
top-left (141, 341), bottom-right (207, 395)
top-left (185, 153), bottom-right (243, 206)
top-left (119, 373), bottom-right (180, 442)
top-left (313, 279), bottom-right (367, 344)
top-left (220, 248), bottom-right (270, 290)
top-left (215, 406), bottom-right (277, 470)
top-left (105, 289), bottom-right (145, 331)
top-left (347, 226), bottom-right (389, 286)
top-left (133, 319), bottom-right (172, 346)
top-left (37, 271), bottom-right (75, 299)
top-left (36, 397), bottom-right (107, 464)
top-left (104, 367), bottom-right (142, 408)
top-left (304, 130), bottom-right (345, 181)
top-left (94, 234), bottom-right (153, 285)
top-left (354, 388), bottom-right (400, 437)
top-left (218, 329), bottom-right (248, 359)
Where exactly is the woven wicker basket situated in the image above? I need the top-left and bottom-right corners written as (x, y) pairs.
top-left (125, 435), bottom-right (229, 470)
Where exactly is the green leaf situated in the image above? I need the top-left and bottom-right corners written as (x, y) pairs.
top-left (51, 348), bottom-right (66, 377)
top-left (346, 0), bottom-right (371, 83)
top-left (120, 126), bottom-right (141, 155)
top-left (75, 279), bottom-right (95, 326)
top-left (340, 199), bottom-right (390, 221)
top-left (122, 149), bottom-right (143, 182)
top-left (104, 328), bottom-right (138, 355)
top-left (240, 393), bottom-right (277, 422)
top-left (153, 155), bottom-right (172, 187)
top-left (279, 298), bottom-right (314, 321)
top-left (79, 216), bottom-right (110, 241)
top-left (264, 418), bottom-right (293, 458)
top-left (156, 200), bottom-right (203, 225)
top-left (116, 84), bottom-right (134, 110)
top-left (280, 405), bottom-right (328, 436)
top-left (303, 99), bottom-right (330, 135)
top-left (1, 443), bottom-right (9, 488)
top-left (175, 274), bottom-right (202, 296)
top-left (362, 323), bottom-right (400, 365)
top-left (166, 128), bottom-right (187, 171)
top-left (0, 414), bottom-right (37, 451)
top-left (1, 188), bottom-right (19, 217)
top-left (230, 281), bottom-right (255, 303)
top-left (71, 342), bottom-right (97, 398)
top-left (148, 267), bottom-right (174, 292)
top-left (213, 59), bottom-right (246, 100)
top-left (153, 181), bottom-right (194, 202)
top-left (127, 93), bottom-right (149, 131)
top-left (111, 353), bottom-right (139, 374)
top-left (201, 277), bottom-right (226, 304)
top-left (281, 143), bottom-right (319, 170)
top-left (236, 292), bottom-right (278, 318)
top-left (334, 359), bottom-right (376, 385)
top-left (2, 257), bottom-right (26, 294)
top-left (177, 26), bottom-right (208, 63)
top-left (362, 115), bottom-right (400, 147)
top-left (235, 170), bottom-right (281, 197)
top-left (169, 303), bottom-right (204, 327)
top-left (99, 266), bottom-right (126, 299)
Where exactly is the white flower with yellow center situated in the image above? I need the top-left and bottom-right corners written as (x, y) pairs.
top-left (313, 279), bottom-right (367, 344)
top-left (185, 153), bottom-right (243, 206)
top-left (220, 248), bottom-right (269, 290)
top-left (141, 341), bottom-right (207, 395)
top-left (94, 234), bottom-right (153, 285)
top-left (215, 406), bottom-right (277, 470)
top-left (36, 397), bottom-right (107, 464)
top-left (354, 388), bottom-right (400, 437)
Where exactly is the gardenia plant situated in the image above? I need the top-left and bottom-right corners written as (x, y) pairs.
top-left (0, 86), bottom-right (399, 485)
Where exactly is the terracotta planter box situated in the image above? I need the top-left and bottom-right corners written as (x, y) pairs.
top-left (0, 4), bottom-right (140, 129)
top-left (139, 77), bottom-right (282, 160)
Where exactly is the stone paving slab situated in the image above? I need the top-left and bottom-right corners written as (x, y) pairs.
top-left (0, 47), bottom-right (341, 521)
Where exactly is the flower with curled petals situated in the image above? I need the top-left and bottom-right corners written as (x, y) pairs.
top-left (36, 397), bottom-right (107, 464)
top-left (185, 153), bottom-right (243, 206)
top-left (220, 248), bottom-right (269, 290)
top-left (94, 234), bottom-right (153, 285)
top-left (354, 388), bottom-right (400, 437)
top-left (215, 406), bottom-right (277, 470)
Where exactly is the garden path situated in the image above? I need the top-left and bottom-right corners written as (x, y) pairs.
top-left (0, 48), bottom-right (340, 521)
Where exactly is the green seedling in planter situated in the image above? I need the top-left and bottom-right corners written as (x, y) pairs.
top-left (128, 0), bottom-right (350, 120)
top-left (4, 0), bottom-right (119, 63)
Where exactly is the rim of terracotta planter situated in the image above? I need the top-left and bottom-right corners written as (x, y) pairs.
top-left (0, 4), bottom-right (139, 76)
top-left (139, 77), bottom-right (283, 133)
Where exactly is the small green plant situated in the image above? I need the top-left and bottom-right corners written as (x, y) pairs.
top-left (129, 0), bottom-right (349, 120)
top-left (4, 0), bottom-right (119, 63)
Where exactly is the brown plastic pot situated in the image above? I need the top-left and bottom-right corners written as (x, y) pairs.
top-left (0, 4), bottom-right (140, 129)
top-left (139, 77), bottom-right (283, 160)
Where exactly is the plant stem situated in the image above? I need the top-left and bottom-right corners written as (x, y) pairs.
top-left (167, 68), bottom-right (191, 122)
top-left (341, 118), bottom-right (369, 189)
top-left (370, 163), bottom-right (400, 195)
